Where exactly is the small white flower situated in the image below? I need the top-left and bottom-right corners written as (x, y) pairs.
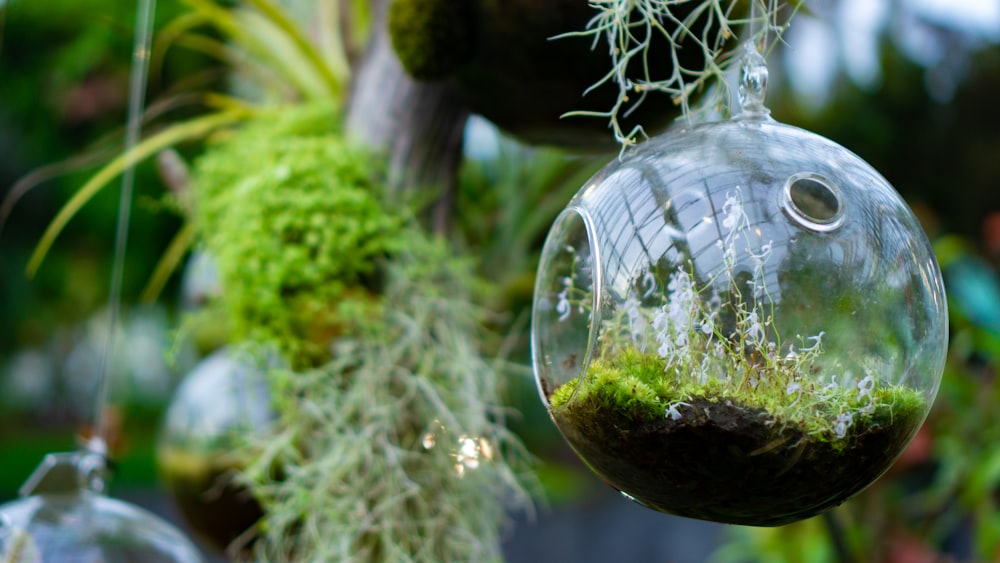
top-left (641, 270), bottom-right (657, 298)
top-left (857, 374), bottom-right (875, 404)
top-left (624, 295), bottom-right (644, 343)
top-left (800, 331), bottom-right (826, 353)
top-left (674, 330), bottom-right (690, 350)
top-left (721, 192), bottom-right (744, 234)
top-left (665, 270), bottom-right (697, 349)
top-left (665, 401), bottom-right (692, 421)
top-left (556, 277), bottom-right (572, 322)
top-left (820, 382), bottom-right (838, 398)
top-left (786, 381), bottom-right (802, 406)
top-left (749, 241), bottom-right (774, 266)
top-left (744, 310), bottom-right (765, 344)
top-left (657, 342), bottom-right (672, 359)
top-left (653, 307), bottom-right (672, 360)
top-left (834, 412), bottom-right (853, 439)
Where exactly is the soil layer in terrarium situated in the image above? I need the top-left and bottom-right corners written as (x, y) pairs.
top-left (158, 446), bottom-right (264, 552)
top-left (547, 351), bottom-right (927, 527)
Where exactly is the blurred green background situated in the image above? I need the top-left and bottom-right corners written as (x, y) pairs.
top-left (2, 1), bottom-right (1000, 561)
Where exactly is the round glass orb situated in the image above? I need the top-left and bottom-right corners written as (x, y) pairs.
top-left (531, 116), bottom-right (948, 526)
top-left (0, 491), bottom-right (203, 562)
top-left (157, 348), bottom-right (273, 552)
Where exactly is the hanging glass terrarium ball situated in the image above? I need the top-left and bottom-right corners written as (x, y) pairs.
top-left (0, 450), bottom-right (203, 562)
top-left (157, 348), bottom-right (274, 552)
top-left (531, 48), bottom-right (948, 527)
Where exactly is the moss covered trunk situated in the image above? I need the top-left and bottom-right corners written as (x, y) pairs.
top-left (346, 0), bottom-right (468, 230)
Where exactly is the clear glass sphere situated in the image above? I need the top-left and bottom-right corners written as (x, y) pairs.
top-left (0, 491), bottom-right (203, 562)
top-left (157, 348), bottom-right (273, 552)
top-left (531, 117), bottom-right (948, 526)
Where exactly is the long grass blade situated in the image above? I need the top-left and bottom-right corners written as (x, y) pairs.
top-left (141, 221), bottom-right (196, 303)
top-left (244, 0), bottom-right (346, 90)
top-left (26, 108), bottom-right (249, 277)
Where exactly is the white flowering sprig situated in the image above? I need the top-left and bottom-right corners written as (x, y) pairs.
top-left (578, 188), bottom-right (899, 439)
top-left (553, 244), bottom-right (596, 326)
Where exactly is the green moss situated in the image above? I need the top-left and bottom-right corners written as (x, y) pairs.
top-left (387, 0), bottom-right (474, 81)
top-left (191, 103), bottom-right (414, 366)
top-left (553, 347), bottom-right (926, 440)
top-left (546, 347), bottom-right (930, 525)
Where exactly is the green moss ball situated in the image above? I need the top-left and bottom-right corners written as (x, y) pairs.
top-left (388, 0), bottom-right (473, 81)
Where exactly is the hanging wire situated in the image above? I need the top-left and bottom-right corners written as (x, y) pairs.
top-left (0, 2), bottom-right (7, 59)
top-left (90, 0), bottom-right (158, 455)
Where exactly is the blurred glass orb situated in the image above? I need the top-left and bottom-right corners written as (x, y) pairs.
top-left (157, 349), bottom-right (273, 553)
top-left (0, 493), bottom-right (204, 562)
top-left (531, 114), bottom-right (948, 526)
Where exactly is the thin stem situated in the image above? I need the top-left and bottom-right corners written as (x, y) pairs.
top-left (94, 0), bottom-right (157, 450)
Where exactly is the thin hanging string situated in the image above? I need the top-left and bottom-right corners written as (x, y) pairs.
top-left (750, 0), bottom-right (765, 51)
top-left (92, 0), bottom-right (157, 453)
top-left (0, 4), bottom-right (7, 59)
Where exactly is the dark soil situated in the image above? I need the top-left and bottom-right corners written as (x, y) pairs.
top-left (159, 459), bottom-right (263, 553)
top-left (551, 395), bottom-right (921, 526)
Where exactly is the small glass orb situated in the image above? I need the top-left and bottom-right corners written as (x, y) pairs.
top-left (157, 348), bottom-right (273, 552)
top-left (0, 490), bottom-right (203, 562)
top-left (531, 116), bottom-right (948, 526)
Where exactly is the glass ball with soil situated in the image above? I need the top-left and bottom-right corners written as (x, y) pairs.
top-left (157, 349), bottom-right (274, 553)
top-left (531, 109), bottom-right (948, 526)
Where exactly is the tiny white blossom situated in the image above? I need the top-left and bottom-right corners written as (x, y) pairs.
top-left (665, 401), bottom-right (692, 421)
top-left (674, 330), bottom-right (689, 350)
top-left (665, 270), bottom-right (697, 351)
top-left (641, 270), bottom-right (657, 298)
top-left (750, 240), bottom-right (774, 266)
top-left (744, 310), bottom-right (765, 344)
top-left (857, 374), bottom-right (875, 404)
top-left (624, 295), bottom-right (644, 343)
top-left (721, 192), bottom-right (744, 234)
top-left (653, 307), bottom-right (672, 359)
top-left (718, 239), bottom-right (738, 268)
top-left (834, 412), bottom-right (854, 439)
top-left (556, 277), bottom-right (572, 322)
top-left (800, 331), bottom-right (826, 353)
top-left (786, 381), bottom-right (802, 405)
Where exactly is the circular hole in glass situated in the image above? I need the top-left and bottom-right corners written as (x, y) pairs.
top-left (783, 173), bottom-right (844, 232)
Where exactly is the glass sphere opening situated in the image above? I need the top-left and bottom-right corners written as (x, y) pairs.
top-left (783, 173), bottom-right (844, 231)
top-left (531, 207), bottom-right (601, 408)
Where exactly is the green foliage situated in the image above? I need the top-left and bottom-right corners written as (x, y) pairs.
top-left (712, 516), bottom-right (836, 563)
top-left (240, 235), bottom-right (534, 562)
top-left (182, 103), bottom-right (537, 561)
top-left (551, 345), bottom-right (927, 442)
top-left (387, 0), bottom-right (472, 81)
top-left (191, 103), bottom-right (410, 365)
